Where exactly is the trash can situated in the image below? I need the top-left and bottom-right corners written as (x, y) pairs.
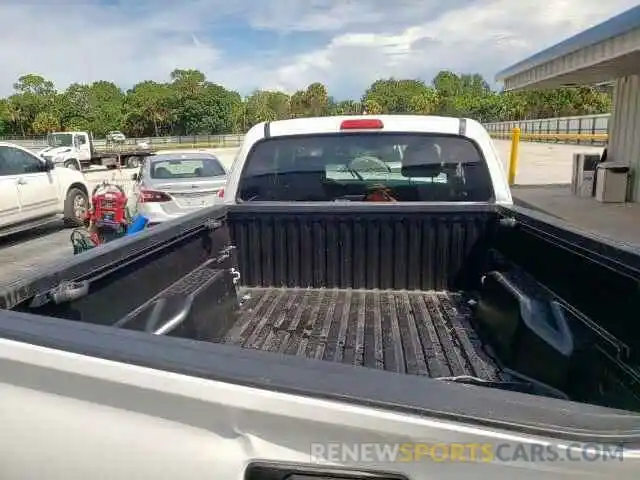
top-left (595, 162), bottom-right (629, 203)
top-left (571, 153), bottom-right (600, 197)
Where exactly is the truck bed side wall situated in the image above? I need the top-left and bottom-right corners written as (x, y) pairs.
top-left (493, 207), bottom-right (640, 364)
top-left (15, 207), bottom-right (235, 327)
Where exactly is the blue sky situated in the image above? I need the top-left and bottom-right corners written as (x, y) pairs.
top-left (0, 0), bottom-right (637, 99)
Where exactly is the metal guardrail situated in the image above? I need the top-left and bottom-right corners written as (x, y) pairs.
top-left (2, 114), bottom-right (613, 150)
top-left (484, 113), bottom-right (610, 145)
top-left (489, 132), bottom-right (609, 142)
top-left (1, 134), bottom-right (246, 151)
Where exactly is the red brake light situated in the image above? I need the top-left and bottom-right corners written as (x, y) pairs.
top-left (139, 189), bottom-right (171, 203)
top-left (340, 119), bottom-right (384, 130)
top-left (217, 187), bottom-right (225, 198)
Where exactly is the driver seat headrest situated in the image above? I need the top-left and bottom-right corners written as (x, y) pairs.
top-left (401, 140), bottom-right (443, 177)
top-left (403, 141), bottom-right (441, 165)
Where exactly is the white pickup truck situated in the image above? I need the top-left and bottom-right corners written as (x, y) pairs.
top-left (0, 142), bottom-right (90, 236)
top-left (0, 116), bottom-right (638, 479)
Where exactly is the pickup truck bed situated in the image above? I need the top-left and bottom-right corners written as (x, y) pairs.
top-left (6, 203), bottom-right (640, 411)
top-left (229, 287), bottom-right (503, 380)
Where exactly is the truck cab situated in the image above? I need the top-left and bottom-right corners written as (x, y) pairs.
top-left (39, 131), bottom-right (92, 171)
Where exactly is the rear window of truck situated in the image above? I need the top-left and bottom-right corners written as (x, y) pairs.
top-left (237, 133), bottom-right (494, 202)
top-left (151, 157), bottom-right (225, 179)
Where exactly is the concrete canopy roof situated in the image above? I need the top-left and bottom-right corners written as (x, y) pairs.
top-left (496, 6), bottom-right (640, 91)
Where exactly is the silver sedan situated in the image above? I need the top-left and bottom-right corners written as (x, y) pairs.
top-left (131, 152), bottom-right (227, 224)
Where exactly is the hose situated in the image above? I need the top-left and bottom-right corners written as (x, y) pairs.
top-left (70, 228), bottom-right (98, 255)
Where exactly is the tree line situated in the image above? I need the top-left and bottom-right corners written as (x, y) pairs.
top-left (0, 69), bottom-right (613, 138)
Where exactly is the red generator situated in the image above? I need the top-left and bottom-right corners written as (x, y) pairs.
top-left (88, 183), bottom-right (129, 242)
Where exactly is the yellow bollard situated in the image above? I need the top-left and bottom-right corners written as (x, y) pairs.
top-left (508, 127), bottom-right (520, 186)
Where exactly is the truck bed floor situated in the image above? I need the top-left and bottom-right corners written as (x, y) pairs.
top-left (225, 288), bottom-right (504, 381)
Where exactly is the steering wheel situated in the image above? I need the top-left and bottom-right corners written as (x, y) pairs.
top-left (348, 155), bottom-right (392, 174)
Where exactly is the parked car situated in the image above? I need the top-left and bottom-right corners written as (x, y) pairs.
top-left (130, 151), bottom-right (227, 224)
top-left (0, 141), bottom-right (90, 236)
top-left (106, 131), bottom-right (126, 143)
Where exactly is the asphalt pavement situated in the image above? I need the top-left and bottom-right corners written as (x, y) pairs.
top-left (0, 223), bottom-right (70, 285)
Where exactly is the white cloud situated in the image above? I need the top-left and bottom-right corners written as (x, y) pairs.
top-left (263, 0), bottom-right (640, 95)
top-left (0, 0), bottom-right (637, 99)
top-left (0, 1), bottom-right (225, 95)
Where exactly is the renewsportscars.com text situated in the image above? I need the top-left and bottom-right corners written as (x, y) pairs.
top-left (310, 442), bottom-right (625, 464)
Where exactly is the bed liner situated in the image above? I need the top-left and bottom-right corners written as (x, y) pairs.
top-left (224, 287), bottom-right (504, 380)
